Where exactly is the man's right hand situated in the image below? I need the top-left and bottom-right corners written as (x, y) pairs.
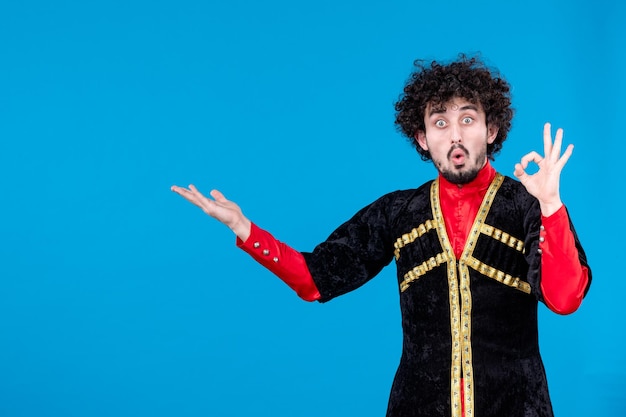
top-left (171, 185), bottom-right (252, 241)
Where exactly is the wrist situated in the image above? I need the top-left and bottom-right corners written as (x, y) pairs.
top-left (539, 200), bottom-right (563, 217)
top-left (230, 218), bottom-right (252, 242)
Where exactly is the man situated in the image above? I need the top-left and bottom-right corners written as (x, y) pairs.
top-left (171, 55), bottom-right (591, 417)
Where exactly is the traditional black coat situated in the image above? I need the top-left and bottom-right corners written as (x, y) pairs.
top-left (302, 174), bottom-right (591, 417)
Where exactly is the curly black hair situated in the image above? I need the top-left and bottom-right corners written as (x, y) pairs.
top-left (394, 54), bottom-right (514, 161)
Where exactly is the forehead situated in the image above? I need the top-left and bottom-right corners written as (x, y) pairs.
top-left (426, 97), bottom-right (484, 116)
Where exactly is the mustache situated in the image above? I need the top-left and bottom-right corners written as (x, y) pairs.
top-left (447, 144), bottom-right (469, 159)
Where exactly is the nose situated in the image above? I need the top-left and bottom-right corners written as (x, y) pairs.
top-left (451, 125), bottom-right (462, 143)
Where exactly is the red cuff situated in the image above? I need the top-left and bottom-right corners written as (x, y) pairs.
top-left (237, 223), bottom-right (321, 302)
top-left (540, 205), bottom-right (589, 314)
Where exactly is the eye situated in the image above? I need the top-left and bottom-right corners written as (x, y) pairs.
top-left (462, 117), bottom-right (473, 124)
top-left (435, 119), bottom-right (446, 128)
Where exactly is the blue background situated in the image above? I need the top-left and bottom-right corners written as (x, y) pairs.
top-left (0, 0), bottom-right (623, 416)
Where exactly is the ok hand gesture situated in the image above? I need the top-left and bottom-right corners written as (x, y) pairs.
top-left (513, 123), bottom-right (574, 217)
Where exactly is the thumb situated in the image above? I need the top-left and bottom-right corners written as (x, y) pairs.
top-left (210, 189), bottom-right (228, 203)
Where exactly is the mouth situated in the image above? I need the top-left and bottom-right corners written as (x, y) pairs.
top-left (448, 145), bottom-right (468, 167)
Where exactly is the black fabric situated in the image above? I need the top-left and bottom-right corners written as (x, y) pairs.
top-left (302, 175), bottom-right (591, 417)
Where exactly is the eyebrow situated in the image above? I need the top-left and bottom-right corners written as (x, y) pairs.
top-left (428, 104), bottom-right (480, 116)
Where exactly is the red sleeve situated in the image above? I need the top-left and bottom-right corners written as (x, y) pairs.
top-left (236, 223), bottom-right (321, 302)
top-left (539, 206), bottom-right (589, 314)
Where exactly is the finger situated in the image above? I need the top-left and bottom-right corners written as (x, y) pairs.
top-left (185, 184), bottom-right (219, 209)
top-left (543, 123), bottom-right (553, 159)
top-left (171, 186), bottom-right (205, 208)
top-left (518, 151), bottom-right (542, 169)
top-left (188, 184), bottom-right (202, 195)
top-left (556, 143), bottom-right (574, 168)
top-left (171, 185), bottom-right (194, 198)
top-left (549, 128), bottom-right (564, 163)
top-left (188, 184), bottom-right (212, 201)
top-left (513, 162), bottom-right (527, 180)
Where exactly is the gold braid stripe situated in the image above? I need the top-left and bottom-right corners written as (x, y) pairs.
top-left (399, 251), bottom-right (450, 292)
top-left (456, 173), bottom-right (504, 417)
top-left (430, 178), bottom-right (463, 417)
top-left (465, 255), bottom-right (532, 294)
top-left (480, 224), bottom-right (525, 253)
top-left (393, 219), bottom-right (439, 260)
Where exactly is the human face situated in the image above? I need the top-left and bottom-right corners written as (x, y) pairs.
top-left (416, 97), bottom-right (498, 185)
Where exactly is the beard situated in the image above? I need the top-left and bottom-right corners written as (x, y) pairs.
top-left (437, 145), bottom-right (487, 185)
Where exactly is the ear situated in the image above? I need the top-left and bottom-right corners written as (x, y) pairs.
top-left (416, 130), bottom-right (428, 151)
top-left (487, 124), bottom-right (499, 144)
